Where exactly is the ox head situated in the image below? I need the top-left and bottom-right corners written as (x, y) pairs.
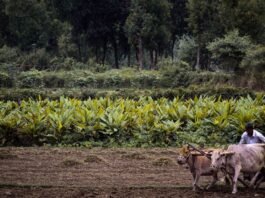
top-left (210, 150), bottom-right (235, 170)
top-left (177, 145), bottom-right (191, 165)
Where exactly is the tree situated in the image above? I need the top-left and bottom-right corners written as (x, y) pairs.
top-left (168, 0), bottom-right (188, 60)
top-left (219, 0), bottom-right (265, 44)
top-left (125, 0), bottom-right (172, 69)
top-left (186, 0), bottom-right (223, 70)
top-left (207, 30), bottom-right (253, 72)
top-left (52, 0), bottom-right (130, 69)
top-left (3, 0), bottom-right (62, 51)
top-left (241, 45), bottom-right (265, 73)
top-left (0, 0), bottom-right (8, 47)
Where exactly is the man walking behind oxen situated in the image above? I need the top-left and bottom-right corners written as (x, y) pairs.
top-left (239, 122), bottom-right (265, 144)
top-left (239, 122), bottom-right (265, 185)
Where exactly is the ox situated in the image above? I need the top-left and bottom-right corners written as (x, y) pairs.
top-left (177, 145), bottom-right (220, 191)
top-left (211, 144), bottom-right (265, 194)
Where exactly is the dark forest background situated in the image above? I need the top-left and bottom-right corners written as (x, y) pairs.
top-left (0, 0), bottom-right (265, 100)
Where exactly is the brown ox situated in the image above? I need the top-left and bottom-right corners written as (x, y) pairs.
top-left (211, 144), bottom-right (265, 194)
top-left (177, 145), bottom-right (220, 191)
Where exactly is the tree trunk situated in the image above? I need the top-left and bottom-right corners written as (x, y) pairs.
top-left (138, 36), bottom-right (144, 70)
top-left (195, 45), bottom-right (201, 70)
top-left (77, 36), bottom-right (82, 61)
top-left (150, 50), bottom-right (154, 70)
top-left (154, 50), bottom-right (158, 70)
top-left (171, 37), bottom-right (176, 60)
top-left (102, 39), bottom-right (107, 66)
top-left (127, 46), bottom-right (131, 67)
top-left (95, 47), bottom-right (99, 63)
top-left (112, 37), bottom-right (119, 69)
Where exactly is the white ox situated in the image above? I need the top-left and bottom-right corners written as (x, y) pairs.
top-left (177, 145), bottom-right (221, 191)
top-left (211, 144), bottom-right (265, 194)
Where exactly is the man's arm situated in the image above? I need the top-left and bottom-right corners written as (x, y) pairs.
top-left (239, 134), bottom-right (246, 144)
top-left (257, 131), bottom-right (265, 143)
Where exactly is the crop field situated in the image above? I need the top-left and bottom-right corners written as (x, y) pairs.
top-left (1, 96), bottom-right (265, 147)
top-left (1, 96), bottom-right (265, 197)
top-left (1, 147), bottom-right (265, 198)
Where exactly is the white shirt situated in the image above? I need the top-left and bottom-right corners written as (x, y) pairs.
top-left (239, 130), bottom-right (265, 144)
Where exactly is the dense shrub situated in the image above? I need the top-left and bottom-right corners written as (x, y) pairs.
top-left (207, 30), bottom-right (253, 72)
top-left (0, 67), bottom-right (248, 90)
top-left (173, 35), bottom-right (197, 65)
top-left (0, 87), bottom-right (255, 101)
top-left (17, 49), bottom-right (52, 70)
top-left (241, 45), bottom-right (265, 72)
top-left (18, 70), bottom-right (43, 88)
top-left (0, 72), bottom-right (13, 87)
top-left (0, 46), bottom-right (20, 63)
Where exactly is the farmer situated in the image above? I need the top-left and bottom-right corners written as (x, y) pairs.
top-left (239, 122), bottom-right (265, 184)
top-left (239, 122), bottom-right (265, 144)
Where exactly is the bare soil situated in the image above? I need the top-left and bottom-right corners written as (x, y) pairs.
top-left (0, 147), bottom-right (264, 197)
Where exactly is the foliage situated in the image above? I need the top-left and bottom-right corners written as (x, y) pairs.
top-left (159, 59), bottom-right (191, 72)
top-left (0, 0), bottom-right (264, 71)
top-left (58, 23), bottom-right (79, 59)
top-left (18, 70), bottom-right (43, 88)
top-left (218, 0), bottom-right (265, 43)
top-left (0, 68), bottom-right (236, 90)
top-left (0, 45), bottom-right (20, 63)
top-left (186, 0), bottom-right (223, 69)
top-left (125, 0), bottom-right (172, 68)
top-left (173, 35), bottom-right (197, 65)
top-left (241, 45), bottom-right (265, 72)
top-left (1, 96), bottom-right (265, 147)
top-left (4, 0), bottom-right (62, 50)
top-left (0, 72), bottom-right (12, 87)
top-left (0, 86), bottom-right (255, 102)
top-left (17, 49), bottom-right (52, 70)
top-left (207, 30), bottom-right (253, 72)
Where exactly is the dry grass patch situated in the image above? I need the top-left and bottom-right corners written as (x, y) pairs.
top-left (122, 152), bottom-right (147, 160)
top-left (152, 157), bottom-right (175, 167)
top-left (61, 159), bottom-right (82, 167)
top-left (84, 155), bottom-right (105, 163)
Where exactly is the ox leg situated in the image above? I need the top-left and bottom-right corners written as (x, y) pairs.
top-left (192, 173), bottom-right (196, 191)
top-left (192, 173), bottom-right (202, 191)
top-left (232, 166), bottom-right (241, 194)
top-left (206, 173), bottom-right (218, 190)
top-left (250, 171), bottom-right (260, 187)
top-left (254, 175), bottom-right (264, 189)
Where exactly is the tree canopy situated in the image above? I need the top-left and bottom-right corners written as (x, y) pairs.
top-left (0, 0), bottom-right (264, 72)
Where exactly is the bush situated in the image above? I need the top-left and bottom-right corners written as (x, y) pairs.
top-left (87, 58), bottom-right (109, 73)
top-left (58, 23), bottom-right (79, 59)
top-left (0, 46), bottom-right (20, 63)
top-left (207, 30), bottom-right (253, 72)
top-left (174, 35), bottom-right (197, 65)
top-left (17, 49), bottom-right (51, 70)
top-left (0, 72), bottom-right (13, 87)
top-left (240, 45), bottom-right (265, 89)
top-left (158, 58), bottom-right (191, 77)
top-left (43, 75), bottom-right (65, 88)
top-left (18, 70), bottom-right (43, 88)
top-left (241, 45), bottom-right (265, 72)
top-left (0, 87), bottom-right (256, 101)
